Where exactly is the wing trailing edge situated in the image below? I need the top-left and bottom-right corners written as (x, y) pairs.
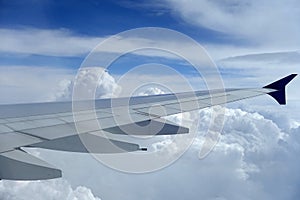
top-left (104, 119), bottom-right (189, 135)
top-left (263, 74), bottom-right (297, 104)
top-left (29, 133), bottom-right (143, 153)
top-left (0, 149), bottom-right (61, 180)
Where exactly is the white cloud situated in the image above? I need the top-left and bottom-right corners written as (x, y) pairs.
top-left (0, 28), bottom-right (102, 57)
top-left (36, 105), bottom-right (300, 200)
top-left (0, 66), bottom-right (74, 104)
top-left (165, 0), bottom-right (300, 48)
top-left (1, 64), bottom-right (299, 199)
top-left (2, 27), bottom-right (297, 92)
top-left (55, 67), bottom-right (121, 101)
top-left (136, 87), bottom-right (166, 96)
top-left (217, 51), bottom-right (300, 100)
top-left (0, 28), bottom-right (217, 67)
top-left (43, 74), bottom-right (300, 199)
top-left (0, 179), bottom-right (101, 200)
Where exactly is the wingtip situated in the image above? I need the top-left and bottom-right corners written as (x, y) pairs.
top-left (263, 74), bottom-right (297, 105)
top-left (263, 74), bottom-right (297, 90)
top-left (291, 73), bottom-right (298, 78)
top-left (289, 73), bottom-right (297, 79)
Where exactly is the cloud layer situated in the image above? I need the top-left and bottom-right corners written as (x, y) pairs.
top-left (38, 69), bottom-right (300, 199)
top-left (0, 29), bottom-right (101, 57)
top-left (0, 179), bottom-right (101, 200)
top-left (35, 104), bottom-right (299, 200)
top-left (0, 66), bottom-right (299, 200)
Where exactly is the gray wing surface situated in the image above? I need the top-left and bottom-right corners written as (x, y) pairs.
top-left (0, 74), bottom-right (296, 180)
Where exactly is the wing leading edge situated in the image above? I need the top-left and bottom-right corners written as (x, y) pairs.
top-left (0, 74), bottom-right (297, 180)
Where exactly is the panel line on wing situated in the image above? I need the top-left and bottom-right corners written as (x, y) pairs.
top-left (15, 130), bottom-right (50, 141)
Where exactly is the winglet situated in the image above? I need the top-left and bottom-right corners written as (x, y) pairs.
top-left (263, 74), bottom-right (297, 105)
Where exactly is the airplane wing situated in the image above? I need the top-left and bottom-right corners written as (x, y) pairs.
top-left (0, 74), bottom-right (297, 180)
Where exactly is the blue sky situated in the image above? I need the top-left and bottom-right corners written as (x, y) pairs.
top-left (0, 0), bottom-right (243, 76)
top-left (0, 0), bottom-right (223, 40)
top-left (1, 0), bottom-right (299, 82)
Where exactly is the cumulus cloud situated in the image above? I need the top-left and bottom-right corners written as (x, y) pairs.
top-left (136, 87), bottom-right (166, 96)
top-left (37, 105), bottom-right (300, 200)
top-left (147, 107), bottom-right (300, 199)
top-left (55, 67), bottom-right (121, 101)
top-left (52, 74), bottom-right (300, 199)
top-left (55, 78), bottom-right (300, 199)
top-left (180, 105), bottom-right (300, 200)
top-left (0, 179), bottom-right (101, 200)
top-left (1, 65), bottom-right (299, 199)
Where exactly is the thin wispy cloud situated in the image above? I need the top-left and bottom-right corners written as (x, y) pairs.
top-left (165, 0), bottom-right (300, 48)
top-left (0, 28), bottom-right (102, 57)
